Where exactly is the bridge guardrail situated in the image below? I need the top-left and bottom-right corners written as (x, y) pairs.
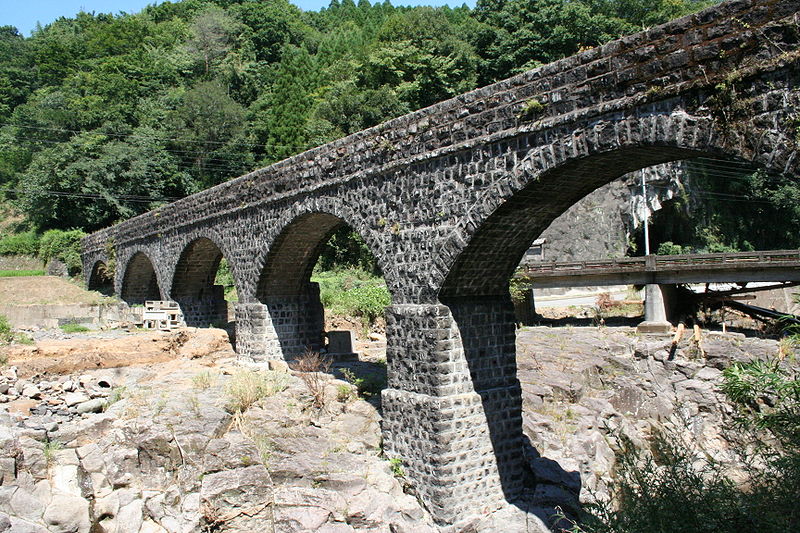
top-left (516, 250), bottom-right (800, 279)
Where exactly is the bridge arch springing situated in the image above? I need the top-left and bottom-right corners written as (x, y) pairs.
top-left (121, 251), bottom-right (162, 305)
top-left (238, 210), bottom-right (391, 361)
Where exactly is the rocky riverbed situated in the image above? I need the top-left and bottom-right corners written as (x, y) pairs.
top-left (0, 325), bottom-right (790, 532)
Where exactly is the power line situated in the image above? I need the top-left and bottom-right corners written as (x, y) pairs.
top-left (3, 123), bottom-right (310, 152)
top-left (2, 187), bottom-right (178, 203)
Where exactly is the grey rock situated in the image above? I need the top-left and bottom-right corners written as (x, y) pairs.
top-left (20, 386), bottom-right (40, 400)
top-left (63, 393), bottom-right (89, 408)
top-left (76, 399), bottom-right (105, 415)
top-left (42, 494), bottom-right (91, 533)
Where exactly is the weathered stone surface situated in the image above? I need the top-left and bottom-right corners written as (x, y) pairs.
top-left (42, 494), bottom-right (90, 533)
top-left (75, 399), bottom-right (105, 415)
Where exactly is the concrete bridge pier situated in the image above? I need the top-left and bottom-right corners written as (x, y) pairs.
top-left (381, 297), bottom-right (527, 524)
top-left (637, 284), bottom-right (675, 333)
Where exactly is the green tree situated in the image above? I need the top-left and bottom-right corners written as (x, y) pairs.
top-left (231, 0), bottom-right (308, 64)
top-left (472, 0), bottom-right (715, 84)
top-left (362, 7), bottom-right (480, 109)
top-left (185, 6), bottom-right (243, 76)
top-left (167, 80), bottom-right (251, 188)
top-left (250, 45), bottom-right (320, 164)
top-left (0, 26), bottom-right (34, 122)
top-left (17, 125), bottom-right (189, 230)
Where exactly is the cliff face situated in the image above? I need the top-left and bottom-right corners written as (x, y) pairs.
top-left (524, 163), bottom-right (684, 264)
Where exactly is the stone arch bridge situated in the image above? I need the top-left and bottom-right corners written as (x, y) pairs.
top-left (82, 0), bottom-right (800, 525)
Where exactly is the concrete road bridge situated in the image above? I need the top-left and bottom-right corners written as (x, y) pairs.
top-left (82, 1), bottom-right (800, 525)
top-left (517, 250), bottom-right (800, 288)
top-left (515, 249), bottom-right (800, 330)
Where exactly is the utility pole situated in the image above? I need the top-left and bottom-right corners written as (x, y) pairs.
top-left (642, 172), bottom-right (650, 256)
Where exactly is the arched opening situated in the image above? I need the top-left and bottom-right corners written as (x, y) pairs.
top-left (430, 146), bottom-right (727, 516)
top-left (433, 142), bottom-right (798, 522)
top-left (88, 261), bottom-right (113, 296)
top-left (121, 252), bottom-right (161, 305)
top-left (171, 237), bottom-right (233, 327)
top-left (242, 212), bottom-right (388, 364)
top-left (514, 155), bottom-right (800, 326)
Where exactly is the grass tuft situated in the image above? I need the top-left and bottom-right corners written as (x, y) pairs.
top-left (224, 370), bottom-right (288, 414)
top-left (60, 322), bottom-right (90, 333)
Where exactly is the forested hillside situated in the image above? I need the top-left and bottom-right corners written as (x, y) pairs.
top-left (0, 0), bottom-right (714, 233)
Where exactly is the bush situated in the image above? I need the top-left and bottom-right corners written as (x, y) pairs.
top-left (0, 315), bottom-right (12, 343)
top-left (290, 349), bottom-right (332, 409)
top-left (347, 284), bottom-right (390, 323)
top-left (313, 268), bottom-right (390, 325)
top-left (0, 231), bottom-right (39, 256)
top-left (38, 229), bottom-right (86, 275)
top-left (572, 355), bottom-right (800, 533)
top-left (656, 241), bottom-right (685, 255)
top-left (60, 322), bottom-right (90, 333)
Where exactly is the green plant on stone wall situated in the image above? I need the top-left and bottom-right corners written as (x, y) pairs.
top-left (388, 457), bottom-right (404, 478)
top-left (518, 98), bottom-right (546, 120)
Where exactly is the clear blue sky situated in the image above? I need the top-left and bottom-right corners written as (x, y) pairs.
top-left (3, 0), bottom-right (475, 37)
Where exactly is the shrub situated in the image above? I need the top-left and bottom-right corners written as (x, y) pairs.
top-left (0, 231), bottom-right (39, 256)
top-left (0, 315), bottom-right (13, 343)
top-left (341, 367), bottom-right (386, 398)
top-left (38, 229), bottom-right (86, 275)
top-left (192, 371), bottom-right (217, 390)
top-left (313, 268), bottom-right (390, 325)
top-left (290, 349), bottom-right (332, 409)
top-left (60, 322), bottom-right (90, 333)
top-left (656, 241), bottom-right (686, 255)
top-left (571, 355), bottom-right (800, 533)
top-left (43, 441), bottom-right (64, 467)
top-left (388, 457), bottom-right (404, 477)
top-left (337, 383), bottom-right (356, 402)
top-left (347, 284), bottom-right (390, 323)
top-left (509, 276), bottom-right (533, 303)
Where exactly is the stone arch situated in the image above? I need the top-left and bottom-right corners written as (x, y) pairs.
top-left (235, 208), bottom-right (387, 361)
top-left (257, 212), bottom-right (346, 300)
top-left (121, 252), bottom-right (162, 305)
top-left (87, 261), bottom-right (113, 296)
top-left (251, 199), bottom-right (396, 301)
top-left (400, 112), bottom-right (799, 521)
top-left (170, 237), bottom-right (230, 327)
top-left (440, 112), bottom-right (795, 298)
